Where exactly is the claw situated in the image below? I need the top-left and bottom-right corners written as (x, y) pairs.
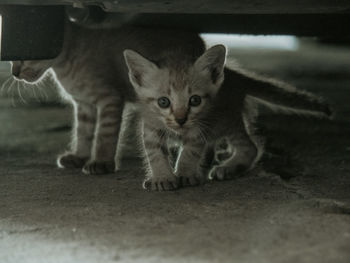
top-left (143, 179), bottom-right (152, 191)
top-left (210, 164), bottom-right (248, 181)
top-left (142, 177), bottom-right (179, 191)
top-left (179, 175), bottom-right (201, 187)
top-left (57, 153), bottom-right (88, 169)
top-left (82, 160), bottom-right (115, 175)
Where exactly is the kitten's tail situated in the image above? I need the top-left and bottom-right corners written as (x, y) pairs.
top-left (226, 67), bottom-right (332, 118)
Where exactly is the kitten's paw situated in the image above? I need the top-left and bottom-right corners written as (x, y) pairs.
top-left (82, 160), bottom-right (115, 175)
top-left (209, 164), bottom-right (248, 181)
top-left (57, 153), bottom-right (88, 169)
top-left (143, 176), bottom-right (179, 191)
top-left (178, 174), bottom-right (201, 187)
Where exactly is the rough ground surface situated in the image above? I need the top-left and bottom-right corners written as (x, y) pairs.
top-left (0, 40), bottom-right (349, 263)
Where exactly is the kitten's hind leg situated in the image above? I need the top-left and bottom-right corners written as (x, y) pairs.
top-left (210, 129), bottom-right (258, 181)
top-left (114, 103), bottom-right (140, 171)
top-left (58, 102), bottom-right (96, 169)
top-left (83, 96), bottom-right (124, 175)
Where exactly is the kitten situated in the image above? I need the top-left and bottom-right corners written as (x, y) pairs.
top-left (124, 45), bottom-right (331, 191)
top-left (11, 20), bottom-right (205, 175)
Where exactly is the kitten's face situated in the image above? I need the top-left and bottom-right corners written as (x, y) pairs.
top-left (11, 60), bottom-right (53, 83)
top-left (124, 45), bottom-right (226, 134)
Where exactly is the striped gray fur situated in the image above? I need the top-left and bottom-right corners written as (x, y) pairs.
top-left (124, 44), bottom-right (332, 191)
top-left (11, 20), bottom-right (204, 175)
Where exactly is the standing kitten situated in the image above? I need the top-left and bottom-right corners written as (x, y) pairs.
top-left (124, 45), bottom-right (331, 191)
top-left (11, 20), bottom-right (205, 175)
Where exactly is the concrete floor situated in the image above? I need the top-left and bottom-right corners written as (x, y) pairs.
top-left (0, 39), bottom-right (350, 263)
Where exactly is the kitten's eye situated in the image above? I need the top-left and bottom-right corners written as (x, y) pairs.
top-left (157, 97), bottom-right (171, 108)
top-left (189, 95), bottom-right (202, 107)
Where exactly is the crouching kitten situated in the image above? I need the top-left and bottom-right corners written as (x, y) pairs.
top-left (124, 45), bottom-right (331, 191)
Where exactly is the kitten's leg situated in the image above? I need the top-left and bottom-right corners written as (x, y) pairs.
top-left (210, 128), bottom-right (258, 180)
top-left (175, 140), bottom-right (208, 187)
top-left (114, 105), bottom-right (141, 171)
top-left (58, 102), bottom-right (96, 168)
top-left (142, 125), bottom-right (178, 191)
top-left (201, 144), bottom-right (216, 172)
top-left (167, 136), bottom-right (182, 170)
top-left (83, 96), bottom-right (123, 175)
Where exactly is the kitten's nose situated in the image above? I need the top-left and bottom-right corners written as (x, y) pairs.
top-left (175, 117), bottom-right (187, 126)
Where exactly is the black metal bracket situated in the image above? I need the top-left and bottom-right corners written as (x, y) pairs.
top-left (0, 5), bottom-right (64, 61)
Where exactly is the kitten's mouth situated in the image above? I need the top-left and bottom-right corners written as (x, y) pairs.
top-left (169, 125), bottom-right (187, 134)
top-left (18, 69), bottom-right (41, 82)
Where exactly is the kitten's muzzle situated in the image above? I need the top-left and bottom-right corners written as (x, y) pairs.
top-left (18, 68), bottom-right (41, 82)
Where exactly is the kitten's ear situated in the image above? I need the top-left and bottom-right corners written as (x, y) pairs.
top-left (194, 44), bottom-right (226, 85)
top-left (123, 49), bottom-right (159, 88)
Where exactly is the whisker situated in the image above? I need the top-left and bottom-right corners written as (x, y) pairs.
top-left (28, 82), bottom-right (40, 102)
top-left (10, 81), bottom-right (17, 107)
top-left (0, 77), bottom-right (12, 95)
top-left (32, 83), bottom-right (44, 100)
top-left (196, 120), bottom-right (213, 144)
top-left (36, 83), bottom-right (48, 100)
top-left (6, 79), bottom-right (15, 97)
top-left (198, 127), bottom-right (208, 144)
top-left (17, 81), bottom-right (27, 104)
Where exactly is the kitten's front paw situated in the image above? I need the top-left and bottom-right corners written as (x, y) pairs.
top-left (57, 153), bottom-right (88, 169)
top-left (178, 174), bottom-right (202, 187)
top-left (209, 164), bottom-right (248, 181)
top-left (143, 175), bottom-right (179, 191)
top-left (82, 160), bottom-right (115, 175)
